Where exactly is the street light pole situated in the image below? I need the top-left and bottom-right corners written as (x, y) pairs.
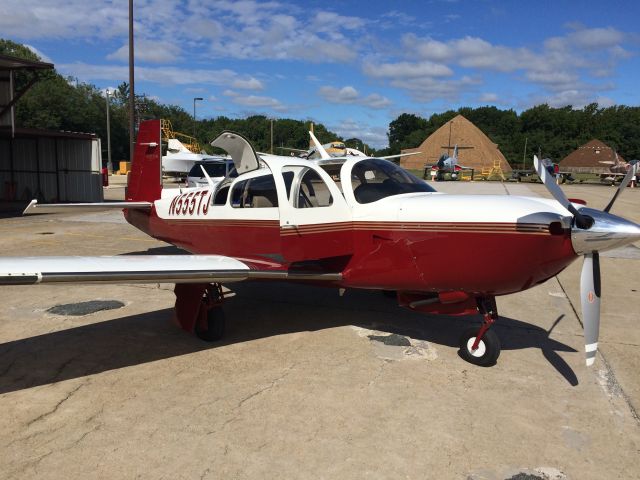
top-left (105, 89), bottom-right (112, 172)
top-left (128, 0), bottom-right (135, 163)
top-left (193, 97), bottom-right (203, 139)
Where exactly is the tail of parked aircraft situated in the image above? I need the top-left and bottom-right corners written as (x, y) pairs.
top-left (126, 119), bottom-right (163, 203)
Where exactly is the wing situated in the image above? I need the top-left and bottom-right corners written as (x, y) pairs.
top-left (0, 255), bottom-right (249, 285)
top-left (0, 255), bottom-right (343, 285)
top-left (378, 152), bottom-right (422, 160)
top-left (278, 146), bottom-right (309, 154)
top-left (23, 199), bottom-right (152, 215)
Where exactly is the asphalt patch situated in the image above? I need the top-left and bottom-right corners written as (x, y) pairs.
top-left (368, 333), bottom-right (411, 347)
top-left (47, 300), bottom-right (125, 316)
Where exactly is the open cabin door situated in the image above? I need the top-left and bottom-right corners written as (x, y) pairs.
top-left (273, 163), bottom-right (353, 264)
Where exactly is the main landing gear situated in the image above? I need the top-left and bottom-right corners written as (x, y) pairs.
top-left (195, 284), bottom-right (226, 342)
top-left (458, 297), bottom-right (501, 367)
top-left (174, 283), bottom-right (226, 342)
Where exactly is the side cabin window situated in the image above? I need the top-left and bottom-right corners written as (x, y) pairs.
top-left (283, 166), bottom-right (333, 208)
top-left (230, 174), bottom-right (278, 208)
top-left (351, 158), bottom-right (436, 204)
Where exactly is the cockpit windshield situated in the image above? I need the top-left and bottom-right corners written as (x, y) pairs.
top-left (351, 158), bottom-right (436, 204)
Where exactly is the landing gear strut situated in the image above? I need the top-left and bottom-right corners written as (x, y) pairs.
top-left (458, 297), bottom-right (501, 366)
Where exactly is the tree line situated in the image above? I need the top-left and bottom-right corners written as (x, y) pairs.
top-left (382, 104), bottom-right (640, 165)
top-left (3, 39), bottom-right (639, 167)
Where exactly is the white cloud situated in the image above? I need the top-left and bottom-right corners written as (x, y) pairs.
top-left (478, 93), bottom-right (499, 103)
top-left (24, 44), bottom-right (53, 63)
top-left (318, 86), bottom-right (392, 109)
top-left (107, 39), bottom-right (182, 64)
top-left (363, 25), bottom-right (632, 106)
top-left (363, 60), bottom-right (453, 78)
top-left (2, 1), bottom-right (364, 64)
top-left (56, 63), bottom-right (265, 91)
top-left (329, 119), bottom-right (388, 149)
top-left (230, 78), bottom-right (264, 90)
top-left (223, 89), bottom-right (288, 112)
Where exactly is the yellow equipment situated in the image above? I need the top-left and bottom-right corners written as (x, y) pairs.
top-left (477, 159), bottom-right (506, 181)
top-left (161, 119), bottom-right (202, 153)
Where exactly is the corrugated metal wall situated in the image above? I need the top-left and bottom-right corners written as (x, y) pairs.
top-left (0, 134), bottom-right (103, 202)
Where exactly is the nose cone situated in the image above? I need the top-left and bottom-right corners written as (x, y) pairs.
top-left (571, 207), bottom-right (640, 255)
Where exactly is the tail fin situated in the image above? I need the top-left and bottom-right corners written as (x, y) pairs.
top-left (126, 119), bottom-right (162, 202)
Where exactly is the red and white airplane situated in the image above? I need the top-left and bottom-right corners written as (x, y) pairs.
top-left (3, 119), bottom-right (639, 367)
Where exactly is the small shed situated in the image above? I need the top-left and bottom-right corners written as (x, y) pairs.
top-left (559, 139), bottom-right (625, 174)
top-left (400, 115), bottom-right (511, 173)
top-left (0, 53), bottom-right (103, 208)
top-left (0, 127), bottom-right (103, 203)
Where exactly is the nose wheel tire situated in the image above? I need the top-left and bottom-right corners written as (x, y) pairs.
top-left (195, 307), bottom-right (226, 342)
top-left (459, 327), bottom-right (500, 367)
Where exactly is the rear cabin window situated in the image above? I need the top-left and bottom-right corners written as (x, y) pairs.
top-left (351, 159), bottom-right (435, 204)
top-left (230, 175), bottom-right (278, 208)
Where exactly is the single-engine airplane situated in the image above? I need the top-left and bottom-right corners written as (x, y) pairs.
top-left (282, 131), bottom-right (419, 163)
top-left (3, 119), bottom-right (639, 367)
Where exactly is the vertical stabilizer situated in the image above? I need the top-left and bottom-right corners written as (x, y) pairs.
top-left (126, 119), bottom-right (162, 202)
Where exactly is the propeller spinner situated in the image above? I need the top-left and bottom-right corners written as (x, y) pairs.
top-left (533, 156), bottom-right (640, 366)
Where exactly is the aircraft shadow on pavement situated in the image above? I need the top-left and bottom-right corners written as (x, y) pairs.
top-left (0, 282), bottom-right (578, 394)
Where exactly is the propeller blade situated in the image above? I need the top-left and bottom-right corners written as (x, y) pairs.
top-left (580, 253), bottom-right (601, 366)
top-left (604, 163), bottom-right (638, 213)
top-left (533, 155), bottom-right (592, 229)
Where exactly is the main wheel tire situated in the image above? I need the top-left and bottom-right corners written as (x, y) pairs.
top-left (195, 307), bottom-right (226, 342)
top-left (458, 327), bottom-right (500, 367)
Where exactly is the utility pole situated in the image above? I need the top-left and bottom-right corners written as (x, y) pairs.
top-left (128, 0), bottom-right (135, 163)
top-left (106, 89), bottom-right (112, 172)
top-left (270, 118), bottom-right (274, 154)
top-left (193, 97), bottom-right (203, 139)
top-left (522, 137), bottom-right (528, 170)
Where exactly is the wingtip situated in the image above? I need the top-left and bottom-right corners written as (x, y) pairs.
top-left (22, 199), bottom-right (38, 216)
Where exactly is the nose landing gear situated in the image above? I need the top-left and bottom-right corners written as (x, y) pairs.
top-left (458, 297), bottom-right (501, 367)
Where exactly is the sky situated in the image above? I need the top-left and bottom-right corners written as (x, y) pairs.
top-left (1, 0), bottom-right (639, 148)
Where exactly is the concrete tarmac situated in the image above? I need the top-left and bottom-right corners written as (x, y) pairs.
top-left (0, 179), bottom-right (638, 479)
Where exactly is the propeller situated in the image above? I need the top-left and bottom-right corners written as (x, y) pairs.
top-left (604, 162), bottom-right (638, 213)
top-left (532, 155), bottom-right (636, 366)
top-left (533, 156), bottom-right (593, 229)
top-left (580, 253), bottom-right (600, 366)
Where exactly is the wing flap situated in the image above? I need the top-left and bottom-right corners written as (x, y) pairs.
top-left (0, 255), bottom-right (250, 285)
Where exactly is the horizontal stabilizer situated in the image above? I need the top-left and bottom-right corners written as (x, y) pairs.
top-left (23, 199), bottom-right (153, 215)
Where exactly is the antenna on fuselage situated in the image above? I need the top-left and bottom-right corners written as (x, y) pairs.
top-left (200, 165), bottom-right (215, 187)
top-left (309, 130), bottom-right (331, 160)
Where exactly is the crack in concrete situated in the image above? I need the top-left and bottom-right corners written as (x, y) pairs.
top-left (367, 359), bottom-right (390, 387)
top-left (26, 381), bottom-right (87, 427)
top-left (237, 366), bottom-right (294, 408)
top-left (0, 357), bottom-right (17, 377)
top-left (207, 364), bottom-right (297, 436)
top-left (555, 275), bottom-right (639, 425)
top-left (598, 350), bottom-right (639, 424)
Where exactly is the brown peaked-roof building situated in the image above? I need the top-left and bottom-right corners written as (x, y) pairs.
top-left (559, 139), bottom-right (625, 174)
top-left (400, 114), bottom-right (511, 173)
